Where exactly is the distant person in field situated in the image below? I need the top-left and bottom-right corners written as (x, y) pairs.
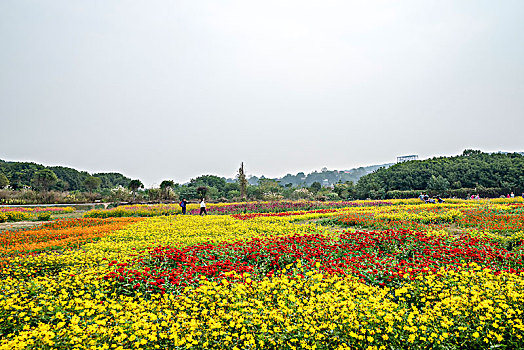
top-left (419, 193), bottom-right (425, 201)
top-left (199, 198), bottom-right (207, 216)
top-left (510, 192), bottom-right (515, 198)
top-left (179, 198), bottom-right (187, 215)
top-left (436, 196), bottom-right (444, 203)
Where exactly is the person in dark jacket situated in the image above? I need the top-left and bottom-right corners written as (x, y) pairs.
top-left (180, 198), bottom-right (187, 215)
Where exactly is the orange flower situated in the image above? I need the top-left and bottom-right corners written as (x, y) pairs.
top-left (0, 217), bottom-right (142, 256)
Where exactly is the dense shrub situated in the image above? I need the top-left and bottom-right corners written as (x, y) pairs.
top-left (37, 212), bottom-right (52, 221)
top-left (5, 211), bottom-right (31, 222)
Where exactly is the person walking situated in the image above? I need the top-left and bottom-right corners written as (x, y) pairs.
top-left (179, 198), bottom-right (187, 215)
top-left (199, 198), bottom-right (207, 216)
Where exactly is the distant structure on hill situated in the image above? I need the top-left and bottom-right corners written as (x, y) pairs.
top-left (397, 155), bottom-right (419, 163)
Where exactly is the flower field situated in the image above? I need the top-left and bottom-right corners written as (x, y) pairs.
top-left (1, 199), bottom-right (524, 349)
top-left (83, 201), bottom-right (391, 219)
top-left (0, 218), bottom-right (142, 256)
top-left (0, 207), bottom-right (75, 223)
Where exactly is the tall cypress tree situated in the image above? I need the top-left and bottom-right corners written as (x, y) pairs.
top-left (238, 162), bottom-right (248, 200)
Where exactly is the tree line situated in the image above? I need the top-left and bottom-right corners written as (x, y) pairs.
top-left (1, 150), bottom-right (523, 203)
top-left (0, 160), bottom-right (131, 192)
top-left (355, 150), bottom-right (524, 199)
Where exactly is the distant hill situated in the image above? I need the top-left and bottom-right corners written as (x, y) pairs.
top-left (226, 163), bottom-right (394, 187)
top-left (0, 159), bottom-right (131, 191)
top-left (356, 150), bottom-right (524, 199)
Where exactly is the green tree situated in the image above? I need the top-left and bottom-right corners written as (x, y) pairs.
top-left (128, 179), bottom-right (144, 200)
top-left (258, 178), bottom-right (281, 194)
top-left (356, 176), bottom-right (386, 199)
top-left (160, 180), bottom-right (175, 200)
top-left (160, 180), bottom-right (175, 190)
top-left (462, 149), bottom-right (482, 157)
top-left (188, 175), bottom-right (227, 198)
top-left (196, 186), bottom-right (208, 199)
top-left (237, 162), bottom-right (248, 200)
top-left (247, 185), bottom-right (264, 200)
top-left (49, 166), bottom-right (89, 191)
top-left (227, 190), bottom-right (241, 200)
top-left (178, 185), bottom-right (197, 200)
top-left (32, 169), bottom-right (58, 192)
top-left (224, 182), bottom-right (240, 199)
top-left (334, 181), bottom-right (355, 200)
top-left (309, 182), bottom-right (322, 194)
top-left (147, 188), bottom-right (162, 201)
top-left (0, 173), bottom-right (9, 188)
top-left (84, 176), bottom-right (102, 193)
top-left (427, 175), bottom-right (450, 192)
top-left (355, 150), bottom-right (524, 198)
top-left (94, 173), bottom-right (132, 189)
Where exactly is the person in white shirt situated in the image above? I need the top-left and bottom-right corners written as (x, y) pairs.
top-left (199, 199), bottom-right (207, 216)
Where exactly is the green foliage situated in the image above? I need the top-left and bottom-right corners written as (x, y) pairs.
top-left (356, 151), bottom-right (524, 199)
top-left (190, 176), bottom-right (226, 192)
top-left (83, 176), bottom-right (102, 192)
top-left (128, 180), bottom-right (144, 193)
top-left (147, 188), bottom-right (163, 201)
top-left (159, 180), bottom-right (176, 200)
top-left (276, 165), bottom-right (392, 187)
top-left (48, 166), bottom-right (89, 191)
top-left (247, 185), bottom-right (264, 200)
top-left (110, 186), bottom-right (132, 202)
top-left (0, 161), bottom-right (45, 189)
top-left (186, 175), bottom-right (234, 200)
top-left (290, 188), bottom-right (313, 200)
top-left (309, 182), bottom-right (322, 193)
top-left (94, 173), bottom-right (132, 189)
top-left (226, 190), bottom-right (241, 199)
top-left (196, 186), bottom-right (208, 199)
top-left (32, 169), bottom-right (58, 192)
top-left (0, 173), bottom-right (9, 188)
top-left (160, 180), bottom-right (175, 190)
top-left (462, 149), bottom-right (482, 157)
top-left (178, 186), bottom-right (197, 200)
top-left (333, 181), bottom-right (356, 200)
top-left (323, 192), bottom-right (340, 201)
top-left (258, 178), bottom-right (281, 194)
top-left (427, 175), bottom-right (450, 192)
top-left (237, 162), bottom-right (248, 200)
top-left (0, 159), bottom-right (132, 191)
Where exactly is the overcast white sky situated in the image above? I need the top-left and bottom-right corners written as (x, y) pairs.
top-left (1, 1), bottom-right (523, 186)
